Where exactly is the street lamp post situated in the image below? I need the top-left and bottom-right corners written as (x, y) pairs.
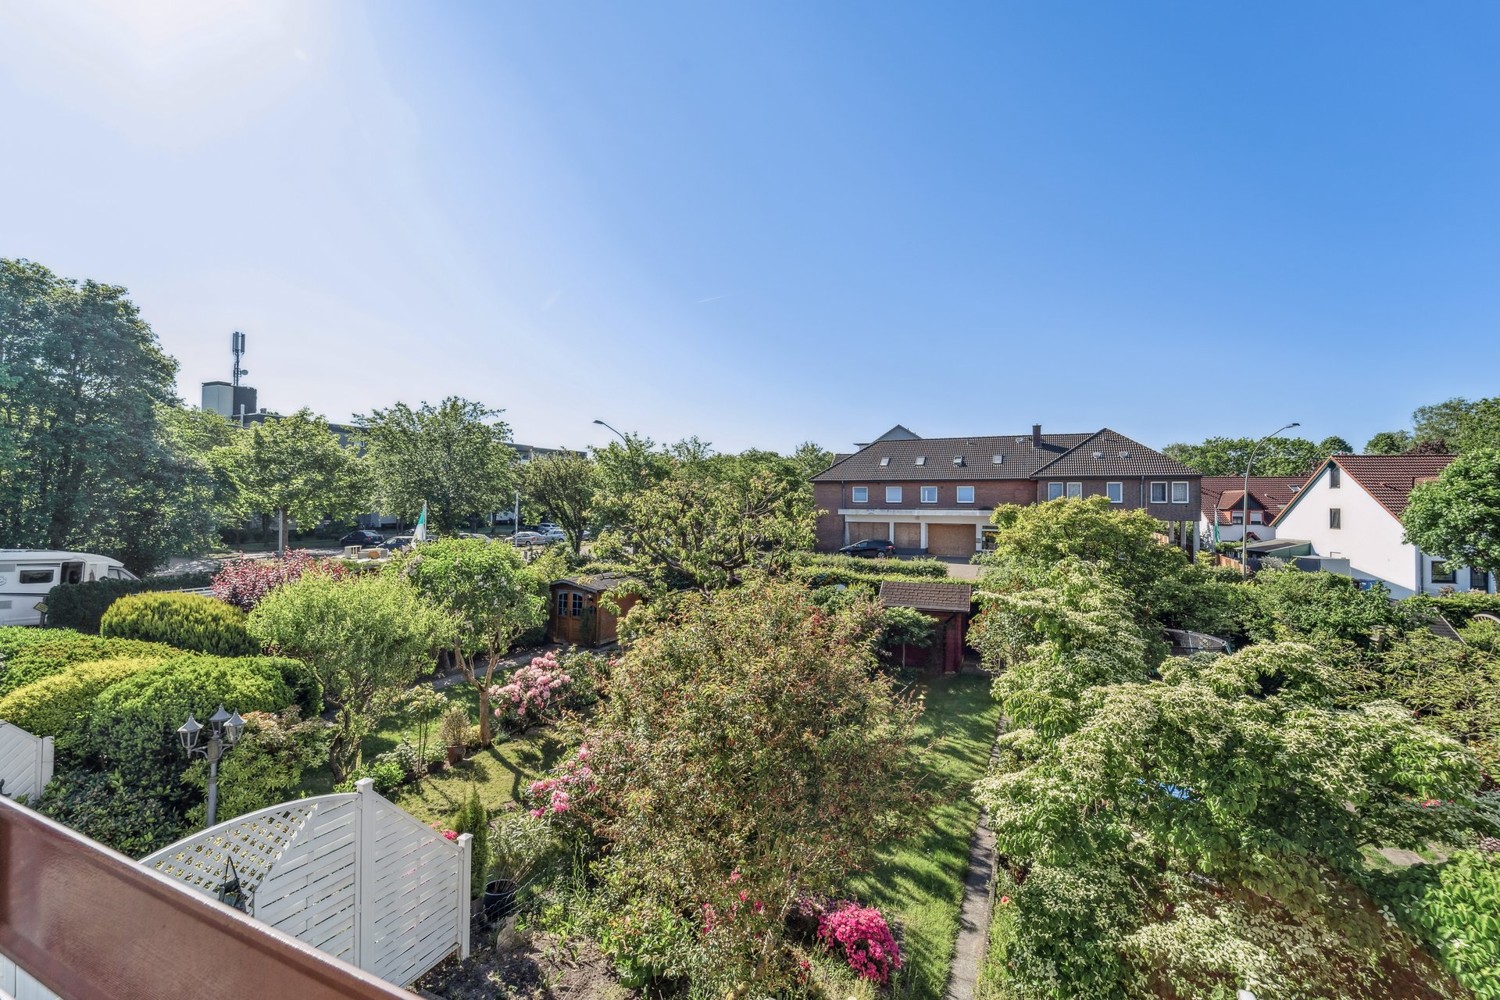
top-left (1241, 421), bottom-right (1300, 578)
top-left (592, 418), bottom-right (628, 445)
top-left (178, 704), bottom-right (246, 829)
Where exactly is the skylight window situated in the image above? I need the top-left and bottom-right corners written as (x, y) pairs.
top-left (879, 457), bottom-right (890, 466)
top-left (992, 455), bottom-right (1004, 464)
top-left (914, 456), bottom-right (926, 466)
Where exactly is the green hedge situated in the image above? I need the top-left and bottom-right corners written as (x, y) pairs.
top-left (100, 592), bottom-right (259, 656)
top-left (0, 635), bottom-right (177, 697)
top-left (0, 657), bottom-right (169, 750)
top-left (44, 572), bottom-right (216, 634)
top-left (1408, 592), bottom-right (1500, 627)
top-left (791, 564), bottom-right (961, 591)
top-left (795, 552), bottom-right (952, 579)
top-left (0, 626), bottom-right (89, 661)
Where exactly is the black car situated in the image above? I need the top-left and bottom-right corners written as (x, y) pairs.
top-left (839, 538), bottom-right (895, 558)
top-left (339, 529), bottom-right (385, 547)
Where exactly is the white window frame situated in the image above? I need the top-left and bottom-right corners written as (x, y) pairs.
top-left (1066, 482), bottom-right (1083, 498)
top-left (956, 485), bottom-right (975, 504)
top-left (1150, 481), bottom-right (1168, 504)
top-left (1170, 481), bottom-right (1190, 504)
top-left (1230, 510), bottom-right (1244, 524)
top-left (1047, 482), bottom-right (1065, 501)
top-left (851, 486), bottom-right (868, 504)
top-left (1250, 511), bottom-right (1263, 524)
top-left (1105, 482), bottom-right (1123, 504)
top-left (885, 486), bottom-right (903, 504)
top-left (920, 486), bottom-right (938, 504)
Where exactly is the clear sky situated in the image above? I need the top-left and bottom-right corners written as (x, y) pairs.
top-left (3, 2), bottom-right (1498, 455)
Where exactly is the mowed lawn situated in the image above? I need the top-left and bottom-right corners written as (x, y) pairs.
top-left (839, 672), bottom-right (1001, 1000)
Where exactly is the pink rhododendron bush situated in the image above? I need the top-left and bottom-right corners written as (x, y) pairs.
top-left (817, 902), bottom-right (903, 983)
top-left (526, 581), bottom-right (924, 992)
top-left (211, 550), bottom-right (349, 611)
top-left (490, 651), bottom-right (572, 731)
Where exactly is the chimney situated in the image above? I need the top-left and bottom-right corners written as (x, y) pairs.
top-left (1031, 423), bottom-right (1042, 446)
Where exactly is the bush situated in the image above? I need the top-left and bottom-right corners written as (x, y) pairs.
top-left (0, 657), bottom-right (168, 749)
top-left (453, 788), bottom-right (489, 898)
top-left (184, 708), bottom-right (328, 827)
top-left (1408, 592), bottom-right (1500, 627)
top-left (337, 759), bottom-right (407, 796)
top-left (490, 652), bottom-right (573, 732)
top-left (795, 552), bottom-right (951, 579)
top-left (439, 706), bottom-right (471, 748)
top-left (1375, 850), bottom-right (1500, 999)
top-left (44, 573), bottom-right (215, 634)
top-left (817, 902), bottom-right (903, 984)
top-left (1253, 568), bottom-right (1411, 647)
top-left (210, 551), bottom-right (350, 612)
top-left (0, 626), bottom-right (90, 661)
top-left (0, 634), bottom-right (176, 696)
top-left (100, 592), bottom-right (259, 656)
top-left (37, 767), bottom-right (187, 857)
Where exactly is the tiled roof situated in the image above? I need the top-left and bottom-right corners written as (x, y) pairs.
top-left (554, 572), bottom-right (637, 593)
top-left (1029, 429), bottom-right (1198, 479)
top-left (811, 431), bottom-right (1095, 482)
top-left (1331, 454), bottom-right (1455, 519)
top-left (1199, 476), bottom-right (1307, 523)
top-left (879, 580), bottom-right (974, 613)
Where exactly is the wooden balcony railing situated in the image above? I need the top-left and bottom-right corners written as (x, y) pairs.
top-left (0, 795), bottom-right (414, 1000)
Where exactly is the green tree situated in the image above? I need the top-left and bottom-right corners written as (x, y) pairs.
top-left (358, 397), bottom-right (515, 531)
top-left (1365, 429), bottom-right (1414, 455)
top-left (220, 409), bottom-right (369, 554)
top-left (570, 581), bottom-right (922, 989)
top-left (1403, 449), bottom-right (1500, 575)
top-left (247, 572), bottom-right (453, 781)
top-left (1162, 435), bottom-right (1337, 477)
top-left (518, 452), bottom-right (595, 553)
top-left (389, 537), bottom-right (546, 745)
top-left (787, 440), bottom-right (834, 480)
top-left (0, 259), bottom-right (215, 573)
top-left (1252, 567), bottom-right (1407, 648)
top-left (1413, 396), bottom-right (1500, 455)
top-left (879, 604), bottom-right (939, 668)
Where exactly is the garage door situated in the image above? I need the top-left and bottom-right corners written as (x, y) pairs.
top-left (848, 523), bottom-right (890, 543)
top-left (927, 524), bottom-right (975, 557)
top-left (894, 523), bottom-right (921, 549)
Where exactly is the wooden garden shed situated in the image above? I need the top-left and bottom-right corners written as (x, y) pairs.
top-left (547, 573), bottom-right (641, 647)
top-left (877, 580), bottom-right (974, 673)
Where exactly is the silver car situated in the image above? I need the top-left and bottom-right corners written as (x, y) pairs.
top-left (510, 531), bottom-right (546, 547)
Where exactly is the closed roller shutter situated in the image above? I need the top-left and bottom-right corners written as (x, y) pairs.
top-left (894, 523), bottom-right (921, 549)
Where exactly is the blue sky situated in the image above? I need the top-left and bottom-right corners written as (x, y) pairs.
top-left (3, 3), bottom-right (1498, 455)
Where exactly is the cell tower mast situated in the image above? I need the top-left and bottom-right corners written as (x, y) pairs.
top-left (231, 331), bottom-right (248, 388)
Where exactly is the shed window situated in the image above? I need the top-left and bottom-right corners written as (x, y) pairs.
top-left (1106, 482), bottom-right (1123, 503)
top-left (19, 569), bottom-right (55, 585)
top-left (556, 593), bottom-right (569, 616)
top-left (956, 486), bottom-right (975, 504)
top-left (572, 593), bottom-right (585, 615)
top-left (920, 486), bottom-right (938, 503)
top-left (1150, 482), bottom-right (1168, 504)
top-left (852, 486), bottom-right (868, 503)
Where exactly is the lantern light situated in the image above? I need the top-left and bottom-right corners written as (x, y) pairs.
top-left (177, 714), bottom-right (203, 753)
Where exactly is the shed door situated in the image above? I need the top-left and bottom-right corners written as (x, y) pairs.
top-left (926, 524), bottom-right (975, 557)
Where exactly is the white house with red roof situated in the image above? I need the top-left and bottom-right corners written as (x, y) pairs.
top-left (1199, 476), bottom-right (1306, 547)
top-left (1269, 454), bottom-right (1496, 598)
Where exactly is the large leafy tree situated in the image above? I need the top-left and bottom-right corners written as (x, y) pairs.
top-left (0, 259), bottom-right (216, 572)
top-left (518, 452), bottom-right (595, 553)
top-left (247, 572), bottom-right (453, 781)
top-left (1403, 449), bottom-right (1500, 575)
top-left (389, 537), bottom-right (546, 745)
top-left (1364, 429), bottom-right (1414, 455)
top-left (1162, 435), bottom-right (1346, 477)
top-left (357, 397), bottom-right (515, 531)
top-left (219, 409), bottom-right (368, 554)
top-left (570, 582), bottom-right (922, 989)
top-left (1413, 397), bottom-right (1500, 455)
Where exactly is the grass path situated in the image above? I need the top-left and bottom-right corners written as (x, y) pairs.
top-left (839, 673), bottom-right (1001, 1000)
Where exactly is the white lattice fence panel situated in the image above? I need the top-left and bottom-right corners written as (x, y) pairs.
top-left (364, 791), bottom-right (470, 986)
top-left (0, 723), bottom-right (53, 803)
top-left (1, 953), bottom-right (61, 1000)
top-left (254, 797), bottom-right (360, 961)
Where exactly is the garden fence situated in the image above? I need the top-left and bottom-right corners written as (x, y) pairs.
top-left (140, 778), bottom-right (471, 988)
top-left (0, 723), bottom-right (54, 804)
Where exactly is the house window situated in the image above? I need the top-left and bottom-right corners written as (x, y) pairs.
top-left (1431, 559), bottom-right (1456, 584)
top-left (1329, 466), bottom-right (1341, 488)
top-left (18, 569), bottom-right (54, 585)
top-left (556, 593), bottom-right (569, 617)
top-left (1066, 482), bottom-right (1083, 498)
top-left (956, 486), bottom-right (975, 504)
top-left (920, 486), bottom-right (938, 504)
top-left (1150, 482), bottom-right (1168, 504)
top-left (885, 486), bottom-right (903, 504)
top-left (852, 486), bottom-right (868, 504)
top-left (1250, 511), bottom-right (1263, 524)
top-left (1231, 511), bottom-right (1244, 524)
top-left (1106, 482), bottom-right (1123, 503)
top-left (1047, 482), bottom-right (1065, 500)
top-left (1170, 481), bottom-right (1190, 504)
top-left (1329, 508), bottom-right (1341, 530)
top-left (572, 593), bottom-right (585, 614)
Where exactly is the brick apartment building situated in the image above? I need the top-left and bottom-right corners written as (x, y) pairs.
top-left (811, 424), bottom-right (1201, 557)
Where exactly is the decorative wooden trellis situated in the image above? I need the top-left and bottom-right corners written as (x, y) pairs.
top-left (140, 778), bottom-right (471, 987)
top-left (0, 722), bottom-right (54, 804)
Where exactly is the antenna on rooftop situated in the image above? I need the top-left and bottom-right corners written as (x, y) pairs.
top-left (231, 331), bottom-right (248, 387)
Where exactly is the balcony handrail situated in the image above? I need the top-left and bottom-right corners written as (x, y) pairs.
top-left (0, 795), bottom-right (413, 1000)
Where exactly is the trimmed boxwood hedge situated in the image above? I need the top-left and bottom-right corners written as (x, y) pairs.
top-left (100, 592), bottom-right (259, 657)
top-left (795, 552), bottom-right (952, 579)
top-left (0, 626), bottom-right (89, 661)
top-left (0, 657), bottom-right (169, 750)
top-left (0, 635), bottom-right (177, 697)
top-left (43, 571), bottom-right (216, 634)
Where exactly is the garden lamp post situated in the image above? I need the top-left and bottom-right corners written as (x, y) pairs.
top-left (592, 418), bottom-right (628, 444)
top-left (178, 704), bottom-right (246, 829)
top-left (1241, 421), bottom-right (1299, 578)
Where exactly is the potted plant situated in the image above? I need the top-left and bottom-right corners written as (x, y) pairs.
top-left (485, 809), bottom-right (559, 922)
top-left (439, 706), bottom-right (470, 766)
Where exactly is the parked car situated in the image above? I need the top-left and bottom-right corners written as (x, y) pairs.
top-left (538, 526), bottom-right (566, 543)
top-left (456, 532), bottom-right (491, 543)
top-left (384, 535), bottom-right (414, 551)
top-left (510, 531), bottom-right (546, 547)
top-left (339, 530), bottom-right (384, 548)
top-left (838, 538), bottom-right (895, 558)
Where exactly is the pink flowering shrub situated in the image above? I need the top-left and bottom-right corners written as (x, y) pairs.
top-left (817, 902), bottom-right (902, 983)
top-left (428, 822), bottom-right (459, 841)
top-left (491, 652), bottom-right (572, 730)
top-left (212, 551), bottom-right (348, 611)
top-left (525, 743), bottom-right (596, 819)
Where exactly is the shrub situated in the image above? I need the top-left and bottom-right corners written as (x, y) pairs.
top-left (453, 788), bottom-right (489, 898)
top-left (1408, 591), bottom-right (1500, 627)
top-left (338, 759), bottom-right (407, 796)
top-left (100, 592), bottom-right (259, 656)
top-left (489, 809), bottom-right (561, 887)
top-left (37, 767), bottom-right (187, 857)
top-left (210, 551), bottom-right (350, 612)
top-left (490, 652), bottom-right (572, 732)
top-left (0, 635), bottom-right (176, 696)
top-left (0, 657), bottom-right (168, 749)
top-left (794, 552), bottom-right (950, 579)
top-left (1377, 850), bottom-right (1500, 999)
top-left (817, 903), bottom-right (903, 984)
top-left (0, 625), bottom-right (90, 662)
top-left (439, 706), bottom-right (471, 748)
top-left (44, 573), bottom-right (215, 633)
top-left (183, 709), bottom-right (328, 827)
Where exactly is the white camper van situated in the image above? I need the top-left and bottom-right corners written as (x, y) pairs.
top-left (0, 550), bottom-right (138, 627)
